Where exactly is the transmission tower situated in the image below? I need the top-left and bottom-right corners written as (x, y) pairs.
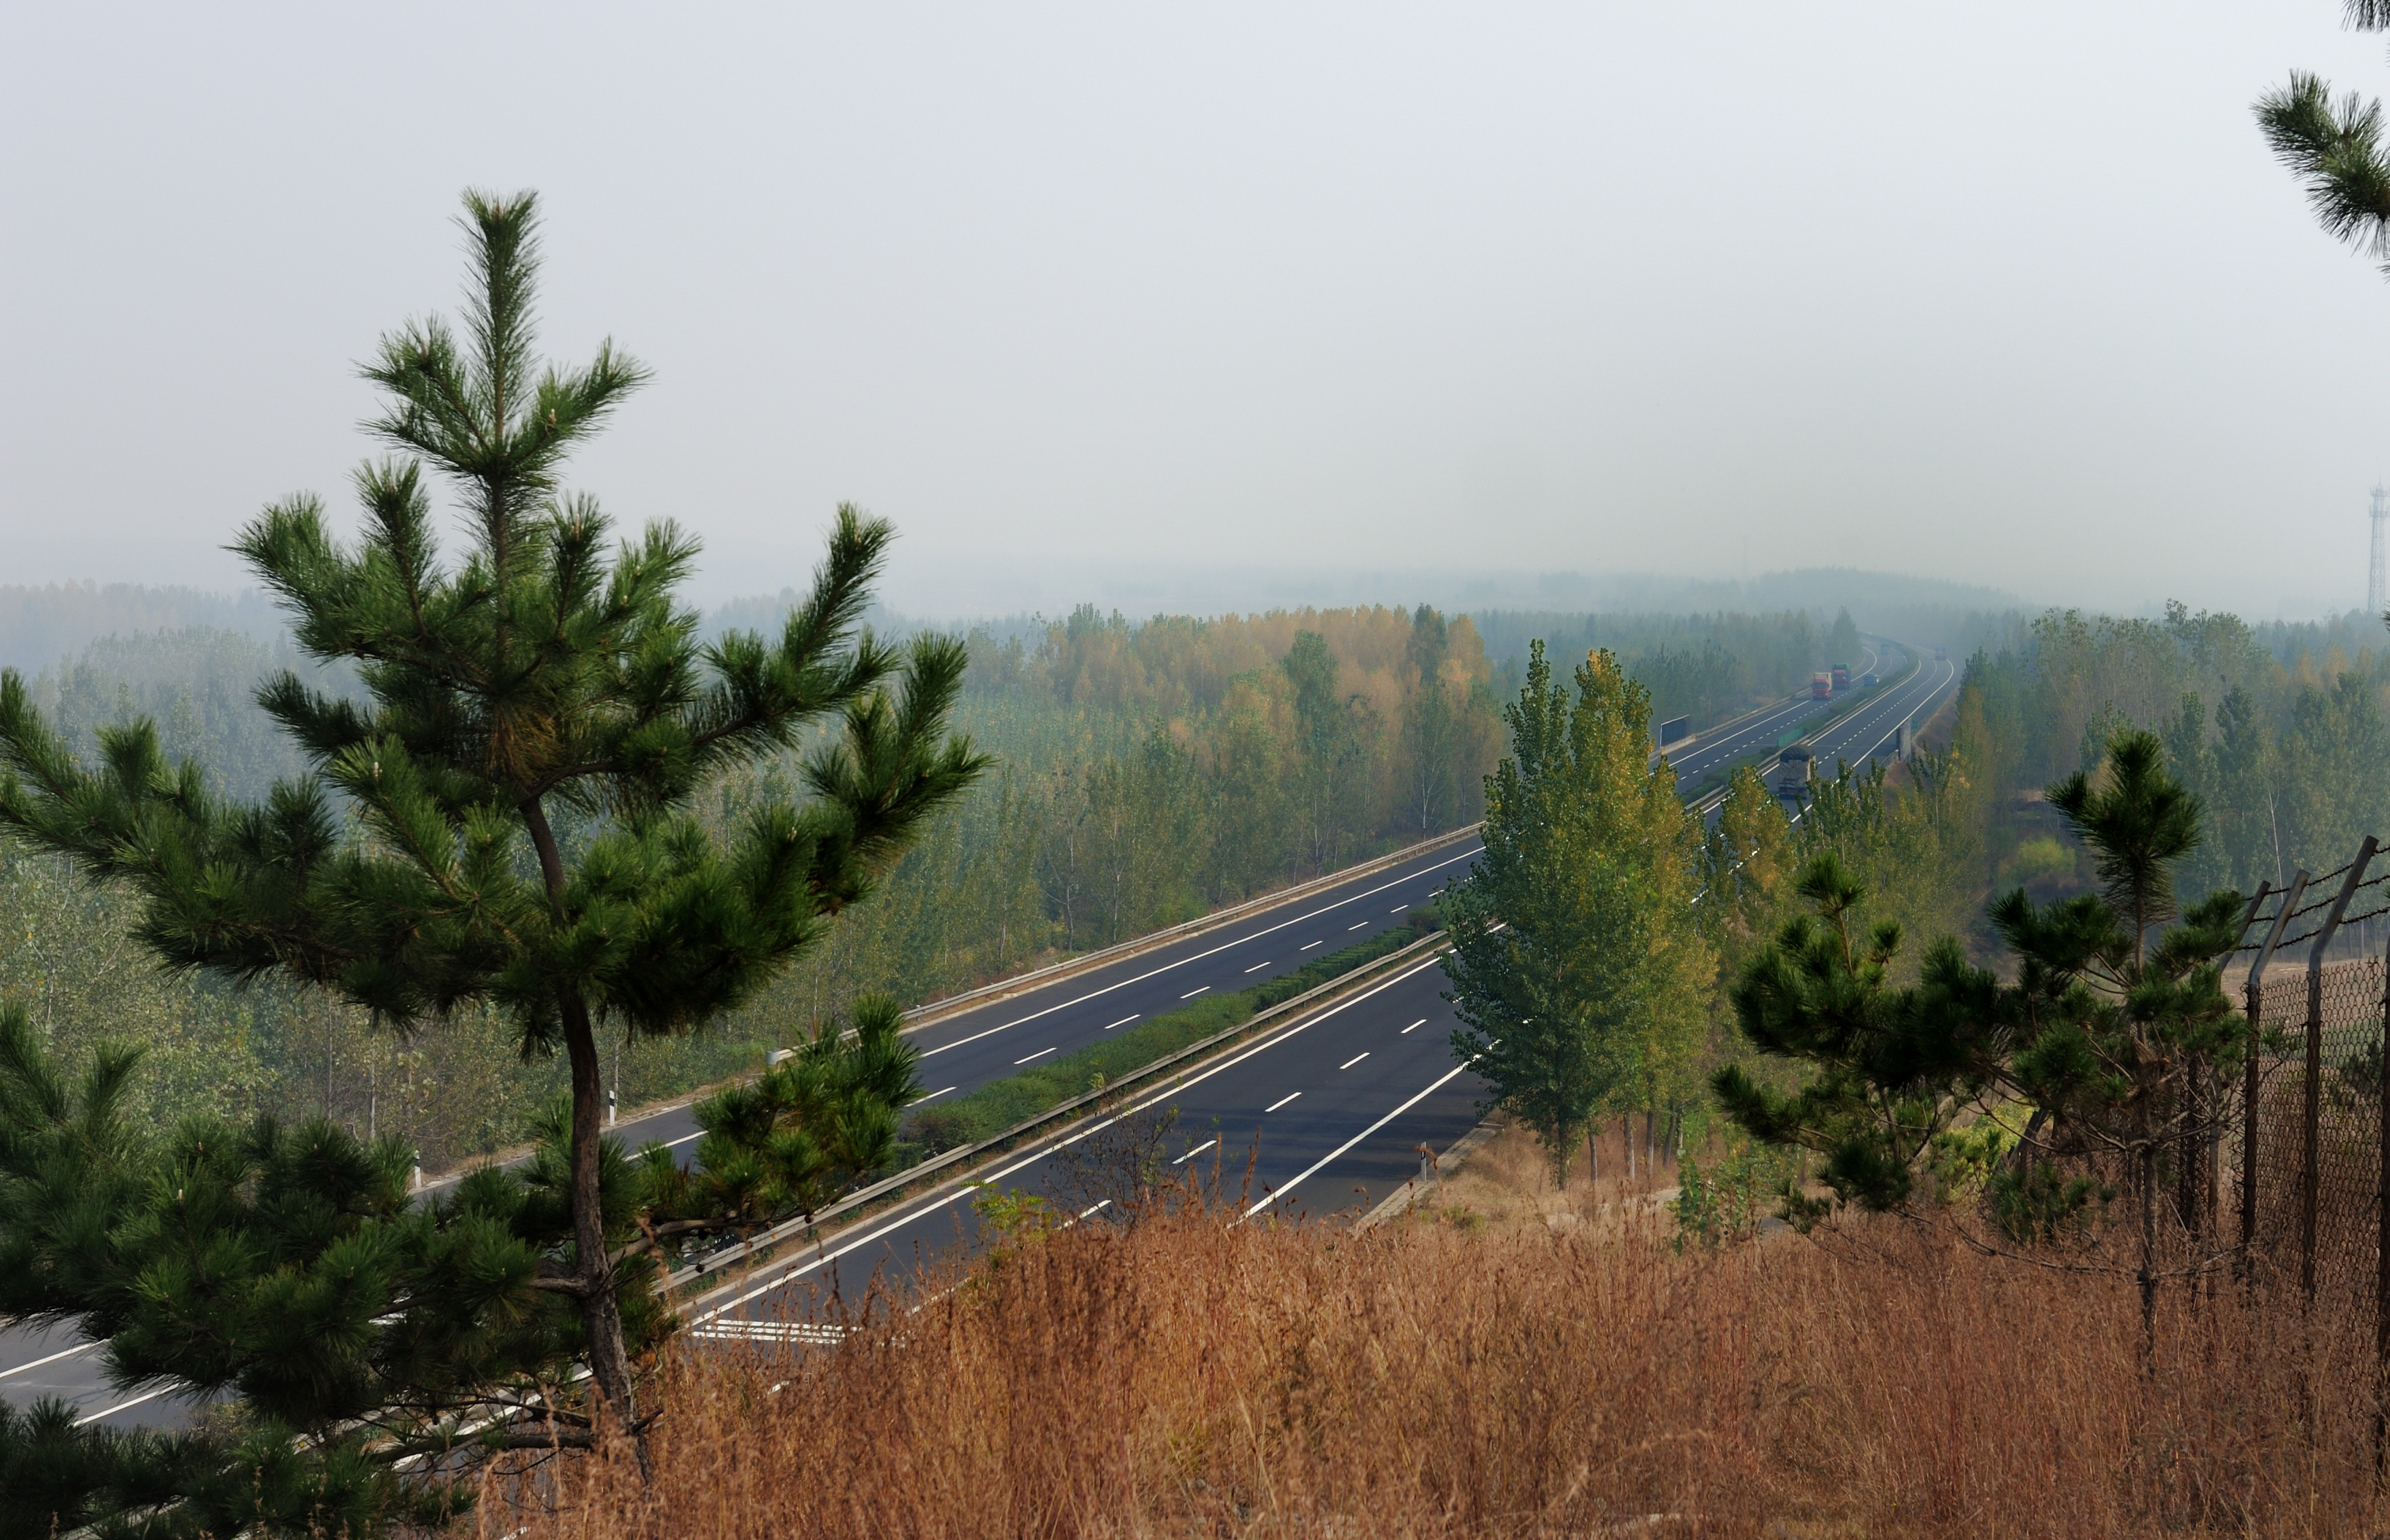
top-left (2374, 486), bottom-right (2389, 618)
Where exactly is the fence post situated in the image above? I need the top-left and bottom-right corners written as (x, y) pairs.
top-left (2374, 852), bottom-right (2390, 1480)
top-left (2304, 844), bottom-right (2378, 1304)
top-left (2194, 884), bottom-right (2277, 1240)
top-left (2245, 871), bottom-right (2308, 1268)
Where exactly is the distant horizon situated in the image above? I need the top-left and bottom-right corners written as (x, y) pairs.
top-left (11, 562), bottom-right (2389, 633)
top-left (12, 8), bottom-right (2390, 626)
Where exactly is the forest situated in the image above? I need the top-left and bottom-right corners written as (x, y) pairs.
top-left (0, 584), bottom-right (1910, 1170)
top-left (11, 581), bottom-right (2383, 1176)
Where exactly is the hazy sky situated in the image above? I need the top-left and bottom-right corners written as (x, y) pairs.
top-left (7, 3), bottom-right (2390, 620)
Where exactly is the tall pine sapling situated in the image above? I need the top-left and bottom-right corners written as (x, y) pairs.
top-left (0, 190), bottom-right (987, 1456)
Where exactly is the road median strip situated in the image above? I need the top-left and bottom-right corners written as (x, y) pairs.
top-left (660, 923), bottom-right (1455, 1308)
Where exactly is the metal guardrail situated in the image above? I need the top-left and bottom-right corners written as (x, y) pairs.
top-left (890, 822), bottom-right (1480, 1035)
top-left (663, 927), bottom-right (1455, 1303)
top-left (1687, 643), bottom-right (1930, 817)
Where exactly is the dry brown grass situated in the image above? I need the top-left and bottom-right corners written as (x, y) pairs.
top-left (477, 1163), bottom-right (2390, 1540)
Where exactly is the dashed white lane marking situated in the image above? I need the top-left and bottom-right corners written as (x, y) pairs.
top-left (1014, 1047), bottom-right (1058, 1065)
top-left (915, 848), bottom-right (1481, 1059)
top-left (1180, 986), bottom-right (1210, 999)
top-left (665, 1130), bottom-right (705, 1149)
top-left (1340, 1052), bottom-right (1370, 1070)
top-left (1243, 962), bottom-right (1270, 973)
top-left (1265, 1091), bottom-right (1303, 1113)
top-left (73, 1384), bottom-right (175, 1427)
top-left (1173, 1138), bottom-right (1219, 1165)
top-left (912, 1086), bottom-right (958, 1104)
top-left (1347, 922), bottom-right (1368, 931)
top-left (1401, 1019), bottom-right (1426, 1034)
top-left (1389, 905), bottom-right (1408, 913)
top-left (1103, 1014), bottom-right (1139, 1030)
top-left (1299, 941), bottom-right (1322, 951)
top-left (1246, 1057), bottom-right (1480, 1219)
top-left (687, 957), bottom-right (1453, 1324)
top-left (0, 1339), bottom-right (101, 1380)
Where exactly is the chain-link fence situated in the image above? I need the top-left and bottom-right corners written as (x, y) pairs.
top-left (2223, 839), bottom-right (2390, 1390)
top-left (2237, 956), bottom-right (2384, 1312)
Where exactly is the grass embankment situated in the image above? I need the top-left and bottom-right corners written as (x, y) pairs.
top-left (496, 1197), bottom-right (2376, 1538)
top-left (905, 913), bottom-right (1440, 1151)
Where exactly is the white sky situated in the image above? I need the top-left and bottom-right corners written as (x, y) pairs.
top-left (5, 3), bottom-right (2390, 620)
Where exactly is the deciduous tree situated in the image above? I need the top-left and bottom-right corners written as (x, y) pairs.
top-left (1443, 643), bottom-right (1712, 1185)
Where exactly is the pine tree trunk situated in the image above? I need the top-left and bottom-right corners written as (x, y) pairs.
top-left (564, 996), bottom-right (644, 1453)
top-left (525, 796), bottom-right (648, 1474)
top-left (2138, 1140), bottom-right (2160, 1363)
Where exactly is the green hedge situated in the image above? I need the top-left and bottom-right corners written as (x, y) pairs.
top-left (901, 911), bottom-right (1440, 1153)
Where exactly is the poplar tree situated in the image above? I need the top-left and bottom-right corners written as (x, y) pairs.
top-left (1443, 643), bottom-right (1712, 1185)
top-left (0, 191), bottom-right (985, 1447)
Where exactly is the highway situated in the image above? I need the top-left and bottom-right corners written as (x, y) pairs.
top-left (3, 639), bottom-right (1963, 1422)
top-left (682, 639), bottom-right (1962, 1344)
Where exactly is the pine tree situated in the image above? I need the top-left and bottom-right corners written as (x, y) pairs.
top-left (0, 192), bottom-right (986, 1460)
top-left (1718, 729), bottom-right (2247, 1344)
top-left (1442, 643), bottom-right (1712, 1186)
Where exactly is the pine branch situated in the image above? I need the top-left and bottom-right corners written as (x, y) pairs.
top-left (2257, 71), bottom-right (2390, 265)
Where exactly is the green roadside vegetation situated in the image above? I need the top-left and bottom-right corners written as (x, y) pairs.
top-left (898, 912), bottom-right (1442, 1155)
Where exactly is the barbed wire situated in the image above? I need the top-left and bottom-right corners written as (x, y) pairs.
top-left (2226, 860), bottom-right (2390, 953)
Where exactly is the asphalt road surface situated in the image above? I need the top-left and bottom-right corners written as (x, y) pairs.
top-left (3, 639), bottom-right (1962, 1423)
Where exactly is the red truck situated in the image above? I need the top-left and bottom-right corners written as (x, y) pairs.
top-left (1831, 663), bottom-right (1850, 693)
top-left (1811, 671), bottom-right (1831, 699)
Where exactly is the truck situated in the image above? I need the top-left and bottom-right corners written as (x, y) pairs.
top-left (1811, 671), bottom-right (1831, 699)
top-left (1774, 744), bottom-right (1814, 801)
top-left (1933, 646), bottom-right (1947, 661)
top-left (1831, 664), bottom-right (1850, 693)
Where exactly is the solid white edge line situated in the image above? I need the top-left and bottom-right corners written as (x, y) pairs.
top-left (916, 850), bottom-right (1479, 1058)
top-left (690, 956), bottom-right (1452, 1323)
top-left (1243, 1057), bottom-right (1478, 1219)
top-left (0, 1337), bottom-right (102, 1380)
